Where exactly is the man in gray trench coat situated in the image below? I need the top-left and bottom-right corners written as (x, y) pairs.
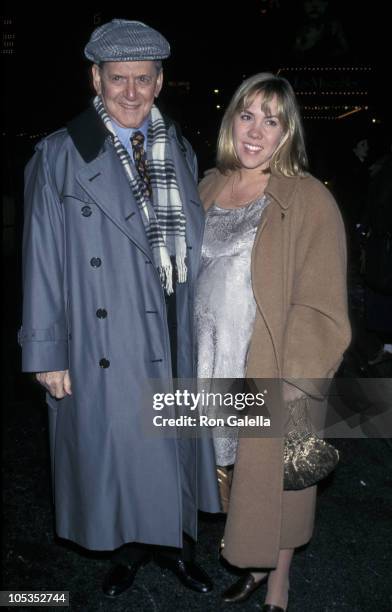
top-left (19, 19), bottom-right (220, 598)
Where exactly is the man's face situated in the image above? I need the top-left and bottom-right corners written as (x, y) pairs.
top-left (92, 61), bottom-right (163, 128)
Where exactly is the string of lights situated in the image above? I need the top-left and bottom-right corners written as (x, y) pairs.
top-left (278, 67), bottom-right (372, 72)
top-left (295, 91), bottom-right (368, 95)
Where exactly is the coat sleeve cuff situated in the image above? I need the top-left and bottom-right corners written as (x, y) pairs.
top-left (282, 377), bottom-right (331, 400)
top-left (21, 340), bottom-right (69, 373)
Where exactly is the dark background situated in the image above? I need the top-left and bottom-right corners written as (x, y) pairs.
top-left (2, 1), bottom-right (390, 171)
top-left (3, 1), bottom-right (390, 327)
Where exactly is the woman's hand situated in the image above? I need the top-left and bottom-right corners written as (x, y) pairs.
top-left (282, 381), bottom-right (307, 403)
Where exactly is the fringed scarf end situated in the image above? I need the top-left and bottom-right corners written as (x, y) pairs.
top-left (176, 256), bottom-right (187, 284)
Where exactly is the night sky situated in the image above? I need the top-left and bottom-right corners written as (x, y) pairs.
top-left (2, 1), bottom-right (389, 174)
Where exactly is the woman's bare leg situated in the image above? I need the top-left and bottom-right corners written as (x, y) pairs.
top-left (251, 547), bottom-right (293, 610)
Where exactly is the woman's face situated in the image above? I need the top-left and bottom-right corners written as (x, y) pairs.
top-left (232, 93), bottom-right (285, 171)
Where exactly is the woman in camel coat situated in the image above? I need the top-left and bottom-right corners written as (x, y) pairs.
top-left (196, 73), bottom-right (351, 611)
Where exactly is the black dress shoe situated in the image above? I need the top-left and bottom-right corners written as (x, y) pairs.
top-left (222, 572), bottom-right (268, 603)
top-left (102, 558), bottom-right (150, 598)
top-left (262, 605), bottom-right (286, 612)
top-left (156, 556), bottom-right (213, 593)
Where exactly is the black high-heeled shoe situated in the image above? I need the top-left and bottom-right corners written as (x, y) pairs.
top-left (221, 572), bottom-right (268, 603)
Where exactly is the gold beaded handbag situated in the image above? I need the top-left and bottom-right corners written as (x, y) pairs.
top-left (284, 397), bottom-right (339, 490)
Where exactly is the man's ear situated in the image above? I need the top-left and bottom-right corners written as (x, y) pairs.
top-left (154, 70), bottom-right (163, 98)
top-left (91, 64), bottom-right (102, 95)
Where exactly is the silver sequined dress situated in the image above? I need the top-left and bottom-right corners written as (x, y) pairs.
top-left (195, 195), bottom-right (269, 465)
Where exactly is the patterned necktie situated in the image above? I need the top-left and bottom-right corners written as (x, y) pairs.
top-left (131, 131), bottom-right (152, 200)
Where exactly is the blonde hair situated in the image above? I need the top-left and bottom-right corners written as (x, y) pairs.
top-left (217, 73), bottom-right (308, 177)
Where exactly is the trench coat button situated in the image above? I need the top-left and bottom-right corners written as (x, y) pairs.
top-left (90, 257), bottom-right (102, 268)
top-left (99, 358), bottom-right (110, 368)
top-left (81, 205), bottom-right (92, 217)
top-left (96, 308), bottom-right (107, 319)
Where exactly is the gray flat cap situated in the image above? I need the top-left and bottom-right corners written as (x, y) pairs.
top-left (84, 19), bottom-right (170, 63)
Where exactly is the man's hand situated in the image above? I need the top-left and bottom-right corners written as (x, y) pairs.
top-left (36, 370), bottom-right (72, 399)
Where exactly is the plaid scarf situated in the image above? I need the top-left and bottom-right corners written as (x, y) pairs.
top-left (93, 96), bottom-right (187, 295)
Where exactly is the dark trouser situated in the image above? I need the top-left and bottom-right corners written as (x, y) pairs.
top-left (113, 285), bottom-right (189, 566)
top-left (112, 533), bottom-right (195, 565)
top-left (165, 288), bottom-right (177, 377)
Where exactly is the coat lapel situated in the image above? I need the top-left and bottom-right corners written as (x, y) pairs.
top-left (70, 106), bottom-right (205, 267)
top-left (265, 172), bottom-right (301, 209)
top-left (67, 105), bottom-right (153, 258)
top-left (76, 148), bottom-right (153, 259)
top-left (198, 169), bottom-right (232, 211)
